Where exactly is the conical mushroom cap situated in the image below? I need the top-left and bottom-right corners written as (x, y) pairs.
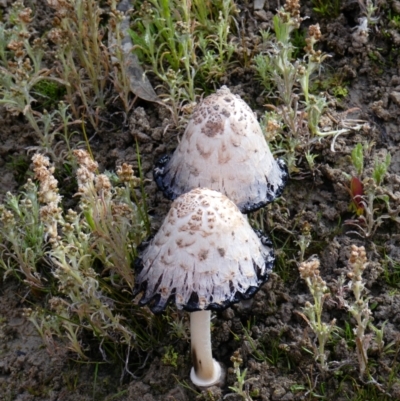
top-left (154, 86), bottom-right (288, 213)
top-left (134, 188), bottom-right (275, 313)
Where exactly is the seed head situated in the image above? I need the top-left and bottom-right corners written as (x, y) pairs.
top-left (309, 24), bottom-right (321, 41)
top-left (73, 149), bottom-right (98, 173)
top-left (95, 174), bottom-right (112, 195)
top-left (348, 245), bottom-right (367, 277)
top-left (284, 0), bottom-right (300, 16)
top-left (7, 40), bottom-right (24, 52)
top-left (18, 7), bottom-right (33, 24)
top-left (299, 259), bottom-right (320, 279)
top-left (117, 163), bottom-right (140, 186)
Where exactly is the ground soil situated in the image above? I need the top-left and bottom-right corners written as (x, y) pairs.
top-left (1, 0), bottom-right (400, 400)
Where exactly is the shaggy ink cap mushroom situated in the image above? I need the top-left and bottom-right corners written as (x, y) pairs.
top-left (133, 187), bottom-right (275, 387)
top-left (154, 86), bottom-right (288, 213)
top-left (133, 187), bottom-right (275, 313)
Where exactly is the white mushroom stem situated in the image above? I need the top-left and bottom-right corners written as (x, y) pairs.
top-left (190, 310), bottom-right (222, 387)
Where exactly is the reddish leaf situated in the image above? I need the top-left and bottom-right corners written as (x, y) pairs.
top-left (350, 176), bottom-right (364, 215)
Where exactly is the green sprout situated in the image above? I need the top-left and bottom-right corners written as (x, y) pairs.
top-left (351, 143), bottom-right (364, 177)
top-left (161, 345), bottom-right (179, 368)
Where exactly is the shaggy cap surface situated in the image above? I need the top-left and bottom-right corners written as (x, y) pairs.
top-left (134, 188), bottom-right (275, 313)
top-left (154, 86), bottom-right (288, 213)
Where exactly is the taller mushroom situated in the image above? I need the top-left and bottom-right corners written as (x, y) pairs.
top-left (154, 86), bottom-right (288, 213)
top-left (133, 188), bottom-right (275, 387)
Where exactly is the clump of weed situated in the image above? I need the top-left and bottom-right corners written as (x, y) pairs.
top-left (311, 0), bottom-right (341, 19)
top-left (0, 0), bottom-right (150, 161)
top-left (345, 246), bottom-right (372, 377)
top-left (31, 79), bottom-right (66, 109)
top-left (0, 2), bottom-right (68, 161)
top-left (298, 258), bottom-right (337, 371)
top-left (351, 0), bottom-right (379, 47)
top-left (254, 0), bottom-right (365, 174)
top-left (47, 0), bottom-right (118, 127)
top-left (297, 246), bottom-right (389, 380)
top-left (0, 180), bottom-right (45, 289)
top-left (226, 350), bottom-right (257, 400)
top-left (334, 245), bottom-right (387, 379)
top-left (129, 0), bottom-right (238, 124)
top-left (344, 143), bottom-right (400, 237)
top-left (0, 151), bottom-right (158, 365)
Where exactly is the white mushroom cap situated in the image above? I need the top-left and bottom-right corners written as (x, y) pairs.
top-left (133, 188), bottom-right (275, 313)
top-left (154, 86), bottom-right (288, 213)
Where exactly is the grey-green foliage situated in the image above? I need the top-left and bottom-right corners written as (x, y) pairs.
top-left (251, 4), bottom-right (327, 174)
top-left (0, 152), bottom-right (155, 361)
top-left (0, 182), bottom-right (44, 288)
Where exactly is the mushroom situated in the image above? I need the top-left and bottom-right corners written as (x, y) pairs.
top-left (133, 187), bottom-right (275, 387)
top-left (154, 86), bottom-right (288, 213)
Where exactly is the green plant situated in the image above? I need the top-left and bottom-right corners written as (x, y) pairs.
top-left (47, 0), bottom-right (110, 128)
top-left (382, 255), bottom-right (400, 288)
top-left (0, 151), bottom-right (158, 363)
top-left (344, 246), bottom-right (372, 377)
top-left (240, 325), bottom-right (269, 363)
top-left (295, 228), bottom-right (312, 264)
top-left (298, 258), bottom-right (338, 370)
top-left (291, 28), bottom-right (307, 59)
top-left (164, 313), bottom-right (189, 341)
top-left (253, 1), bottom-right (363, 173)
top-left (107, 0), bottom-right (147, 112)
top-left (129, 0), bottom-right (237, 123)
top-left (31, 79), bottom-right (66, 109)
top-left (0, 2), bottom-right (68, 161)
top-left (311, 0), bottom-right (341, 19)
top-left (345, 144), bottom-right (399, 237)
top-left (346, 379), bottom-right (393, 401)
top-left (359, 0), bottom-right (378, 26)
top-left (161, 345), bottom-right (179, 368)
top-left (0, 181), bottom-right (45, 289)
top-left (368, 321), bottom-right (386, 354)
top-left (291, 377), bottom-right (328, 400)
top-left (342, 319), bottom-right (356, 346)
top-left (0, 2), bottom-right (97, 165)
top-left (388, 11), bottom-right (400, 30)
top-left (352, 143), bottom-right (364, 177)
top-left (312, 71), bottom-right (349, 99)
top-left (241, 322), bottom-right (293, 370)
top-left (130, 0), bottom-right (197, 115)
top-left (332, 85), bottom-right (349, 98)
top-left (304, 150), bottom-right (319, 172)
top-left (253, 48), bottom-right (275, 96)
top-left (335, 246), bottom-right (388, 379)
top-left (226, 350), bottom-right (256, 401)
top-left (45, 0), bottom-right (148, 128)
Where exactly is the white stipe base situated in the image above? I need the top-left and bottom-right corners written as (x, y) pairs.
top-left (190, 359), bottom-right (223, 388)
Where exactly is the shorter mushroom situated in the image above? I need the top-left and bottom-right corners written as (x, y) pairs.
top-left (154, 86), bottom-right (288, 213)
top-left (133, 188), bottom-right (275, 387)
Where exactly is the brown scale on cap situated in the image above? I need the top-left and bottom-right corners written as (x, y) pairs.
top-left (154, 86), bottom-right (288, 213)
top-left (133, 188), bottom-right (275, 313)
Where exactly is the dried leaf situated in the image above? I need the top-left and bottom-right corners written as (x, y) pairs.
top-left (110, 0), bottom-right (159, 103)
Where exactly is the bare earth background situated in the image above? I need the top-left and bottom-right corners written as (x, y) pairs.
top-left (1, 0), bottom-right (400, 400)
